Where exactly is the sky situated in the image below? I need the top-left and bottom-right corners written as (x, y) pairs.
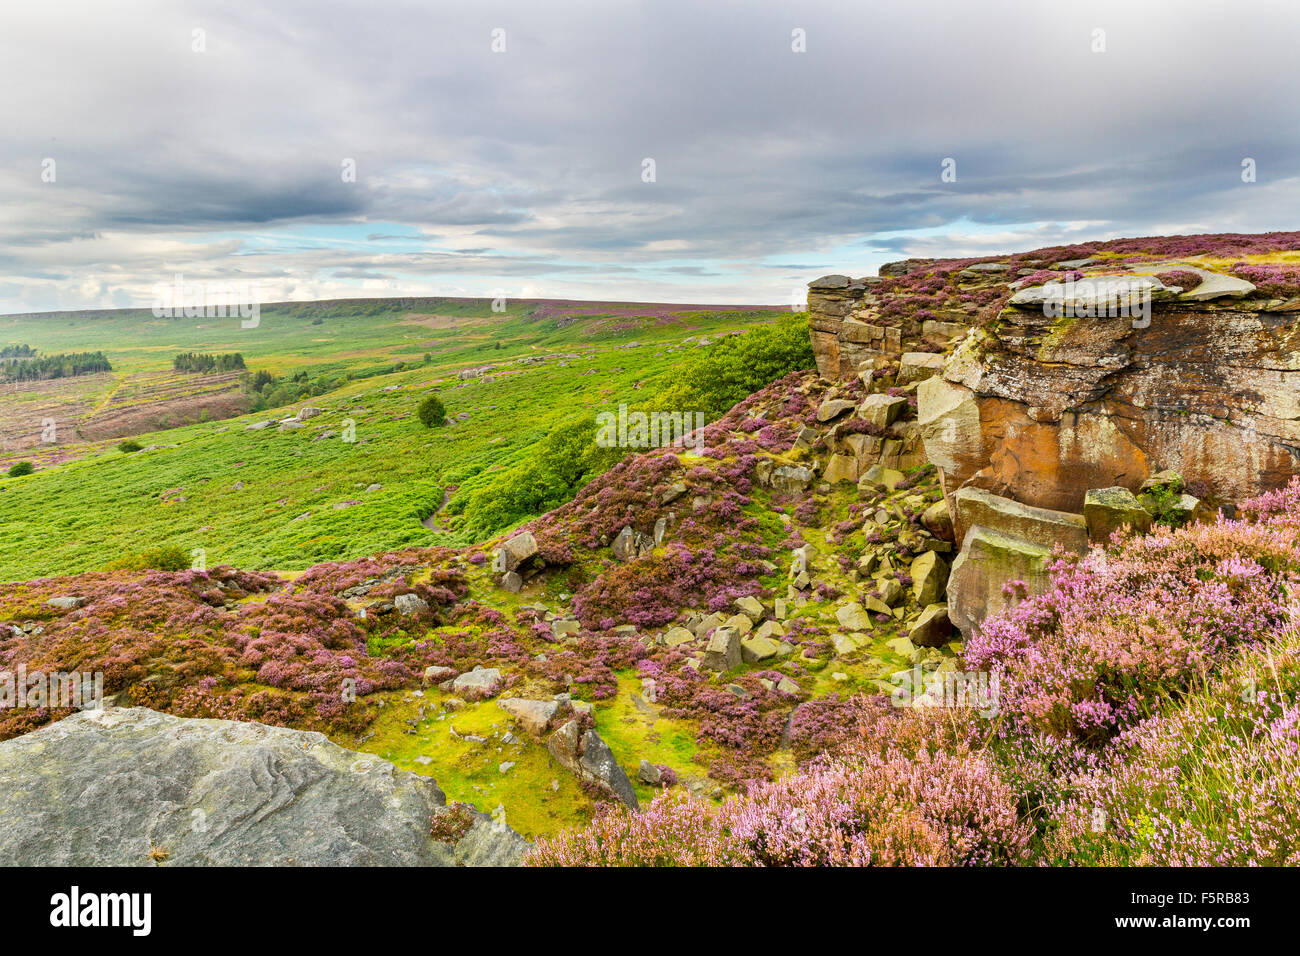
top-left (2, 0), bottom-right (1299, 314)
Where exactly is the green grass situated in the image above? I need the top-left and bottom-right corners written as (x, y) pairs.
top-left (0, 300), bottom-right (786, 580)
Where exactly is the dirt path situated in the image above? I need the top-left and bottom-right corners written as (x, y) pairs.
top-left (420, 489), bottom-right (451, 530)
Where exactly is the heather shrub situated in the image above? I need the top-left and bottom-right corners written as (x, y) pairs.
top-left (1155, 269), bottom-right (1203, 291)
top-left (1042, 623), bottom-right (1300, 866)
top-left (106, 545), bottom-right (192, 572)
top-left (529, 745), bottom-right (1032, 867)
top-left (964, 503), bottom-right (1300, 749)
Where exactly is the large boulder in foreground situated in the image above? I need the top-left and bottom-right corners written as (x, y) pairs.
top-left (0, 708), bottom-right (528, 866)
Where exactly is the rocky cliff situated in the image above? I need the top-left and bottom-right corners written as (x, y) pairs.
top-left (810, 238), bottom-right (1300, 633)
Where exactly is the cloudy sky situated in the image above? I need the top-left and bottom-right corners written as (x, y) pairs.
top-left (2, 0), bottom-right (1298, 314)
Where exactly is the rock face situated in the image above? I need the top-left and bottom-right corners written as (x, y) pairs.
top-left (919, 300), bottom-right (1300, 513)
top-left (0, 708), bottom-right (528, 866)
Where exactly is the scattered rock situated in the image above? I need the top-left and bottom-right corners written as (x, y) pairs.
top-left (394, 593), bottom-right (429, 616)
top-left (450, 667), bottom-right (503, 698)
top-left (909, 604), bottom-right (953, 648)
top-left (703, 627), bottom-right (742, 671)
top-left (816, 398), bottom-right (856, 422)
top-left (497, 698), bottom-right (559, 737)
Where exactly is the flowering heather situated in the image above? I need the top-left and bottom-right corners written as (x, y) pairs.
top-left (1228, 261), bottom-right (1300, 297)
top-left (1155, 269), bottom-right (1204, 291)
top-left (963, 496), bottom-right (1300, 748)
top-left (1044, 625), bottom-right (1300, 866)
top-left (529, 746), bottom-right (1031, 867)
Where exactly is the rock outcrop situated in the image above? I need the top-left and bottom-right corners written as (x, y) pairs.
top-left (0, 708), bottom-right (528, 866)
top-left (811, 256), bottom-right (1300, 635)
top-left (921, 291), bottom-right (1300, 513)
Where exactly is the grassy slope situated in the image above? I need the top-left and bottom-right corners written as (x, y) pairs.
top-left (0, 301), bottom-right (784, 581)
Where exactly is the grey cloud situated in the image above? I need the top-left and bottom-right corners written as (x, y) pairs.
top-left (2, 0), bottom-right (1298, 313)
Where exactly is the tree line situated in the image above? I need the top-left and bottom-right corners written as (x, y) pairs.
top-left (172, 352), bottom-right (246, 373)
top-left (0, 350), bottom-right (112, 382)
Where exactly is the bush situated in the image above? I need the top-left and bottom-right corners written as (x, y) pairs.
top-left (117, 440), bottom-right (143, 453)
top-left (417, 394), bottom-right (447, 428)
top-left (6, 461), bottom-right (34, 477)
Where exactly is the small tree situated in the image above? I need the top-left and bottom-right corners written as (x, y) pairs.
top-left (118, 440), bottom-right (143, 453)
top-left (7, 461), bottom-right (34, 477)
top-left (418, 394), bottom-right (447, 428)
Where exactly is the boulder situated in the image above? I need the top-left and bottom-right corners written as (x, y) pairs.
top-left (498, 698), bottom-right (559, 737)
top-left (897, 351), bottom-right (946, 385)
top-left (495, 532), bottom-right (539, 573)
top-left (860, 464), bottom-right (905, 492)
top-left (612, 526), bottom-right (654, 562)
top-left (910, 550), bottom-right (950, 606)
top-left (638, 759), bottom-right (663, 786)
top-left (722, 613), bottom-right (753, 636)
top-left (663, 626), bottom-right (695, 647)
top-left (769, 465), bottom-right (815, 495)
top-left (876, 577), bottom-right (903, 607)
top-left (1083, 486), bottom-right (1153, 542)
top-left (909, 603), bottom-right (954, 647)
top-left (816, 399), bottom-right (856, 422)
top-left (393, 593), bottom-right (429, 616)
top-left (741, 635), bottom-right (780, 663)
top-left (450, 667), bottom-right (503, 698)
top-left (703, 627), bottom-right (742, 670)
top-left (859, 393), bottom-right (908, 429)
top-left (46, 596), bottom-right (85, 611)
top-left (822, 453), bottom-right (860, 484)
top-left (0, 708), bottom-right (527, 866)
top-left (835, 603), bottom-right (875, 631)
top-left (947, 526), bottom-right (1053, 636)
top-left (953, 487), bottom-right (1089, 554)
top-left (921, 499), bottom-right (955, 541)
top-left (547, 721), bottom-right (638, 809)
top-left (917, 375), bottom-right (987, 479)
top-left (734, 596), bottom-right (765, 623)
top-left (551, 619), bottom-right (580, 638)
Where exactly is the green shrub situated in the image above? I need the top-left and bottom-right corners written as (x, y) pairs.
top-left (118, 440), bottom-right (143, 453)
top-left (417, 394), bottom-right (447, 428)
top-left (106, 545), bottom-right (191, 572)
top-left (6, 461), bottom-right (34, 477)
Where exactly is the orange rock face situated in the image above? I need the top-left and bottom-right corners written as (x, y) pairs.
top-left (924, 303), bottom-right (1300, 510)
